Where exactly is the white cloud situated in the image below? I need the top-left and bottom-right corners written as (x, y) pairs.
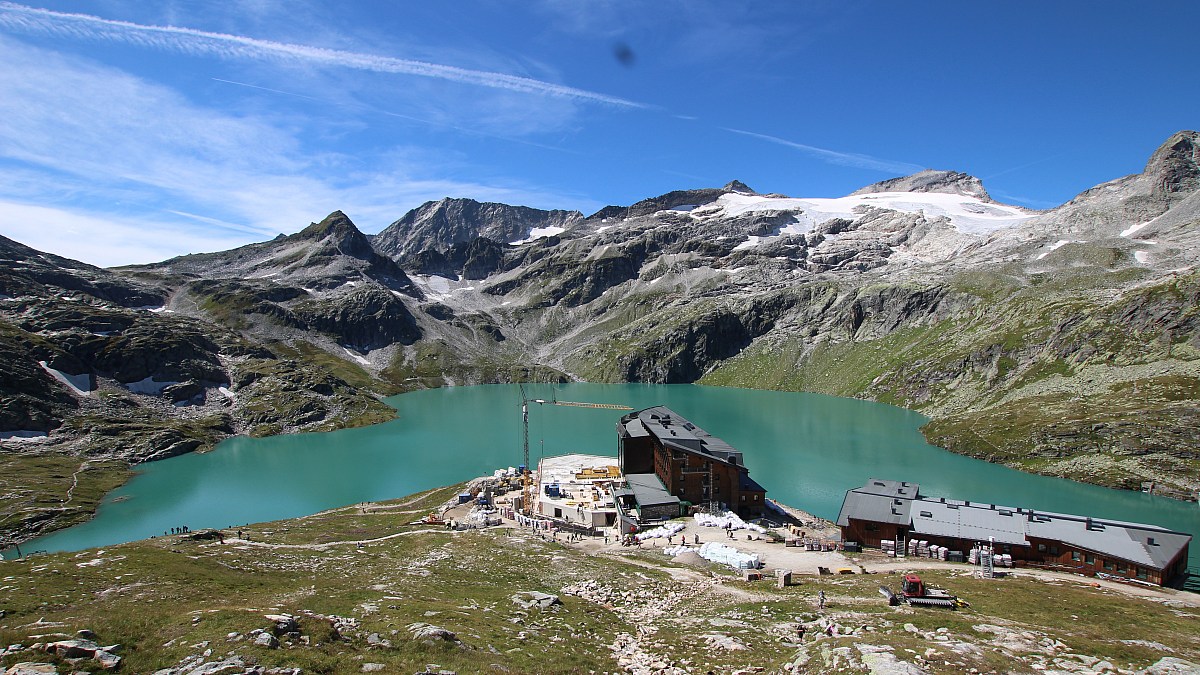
top-left (723, 127), bottom-right (924, 175)
top-left (0, 37), bottom-right (600, 266)
top-left (0, 200), bottom-right (258, 266)
top-left (0, 1), bottom-right (642, 108)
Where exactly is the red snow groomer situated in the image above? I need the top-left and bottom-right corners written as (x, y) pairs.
top-left (900, 574), bottom-right (959, 608)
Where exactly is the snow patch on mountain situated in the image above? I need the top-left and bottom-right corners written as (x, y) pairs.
top-left (510, 225), bottom-right (566, 245)
top-left (1036, 240), bottom-right (1072, 260)
top-left (1121, 221), bottom-right (1151, 237)
top-left (39, 361), bottom-right (92, 396)
top-left (126, 376), bottom-right (180, 395)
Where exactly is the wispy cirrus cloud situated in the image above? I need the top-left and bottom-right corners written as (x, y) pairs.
top-left (0, 1), bottom-right (643, 108)
top-left (0, 37), bottom-right (600, 266)
top-left (724, 127), bottom-right (924, 175)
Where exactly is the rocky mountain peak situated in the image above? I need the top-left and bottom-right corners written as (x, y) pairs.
top-left (296, 211), bottom-right (373, 258)
top-left (723, 180), bottom-right (756, 194)
top-left (1143, 130), bottom-right (1200, 195)
top-left (851, 169), bottom-right (992, 202)
top-left (372, 198), bottom-right (583, 259)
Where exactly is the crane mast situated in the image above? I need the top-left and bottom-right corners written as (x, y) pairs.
top-left (518, 387), bottom-right (632, 516)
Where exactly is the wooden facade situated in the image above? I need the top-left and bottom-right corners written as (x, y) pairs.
top-left (837, 479), bottom-right (1192, 587)
top-left (618, 407), bottom-right (766, 519)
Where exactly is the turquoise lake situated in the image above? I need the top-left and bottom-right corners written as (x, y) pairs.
top-left (15, 383), bottom-right (1200, 575)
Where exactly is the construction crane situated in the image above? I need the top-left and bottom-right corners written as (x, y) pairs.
top-left (519, 385), bottom-right (633, 515)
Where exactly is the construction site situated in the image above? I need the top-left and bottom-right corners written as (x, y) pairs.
top-left (427, 398), bottom-right (1193, 596)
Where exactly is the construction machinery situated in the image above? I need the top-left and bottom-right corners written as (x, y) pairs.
top-left (518, 385), bottom-right (632, 515)
top-left (898, 574), bottom-right (959, 608)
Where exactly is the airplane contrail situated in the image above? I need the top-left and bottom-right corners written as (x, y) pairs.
top-left (0, 2), bottom-right (644, 108)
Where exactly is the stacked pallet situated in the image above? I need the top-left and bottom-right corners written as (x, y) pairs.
top-left (881, 540), bottom-right (896, 557)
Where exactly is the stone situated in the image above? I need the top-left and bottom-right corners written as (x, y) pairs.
top-left (43, 638), bottom-right (101, 658)
top-left (265, 614), bottom-right (300, 636)
top-left (253, 632), bottom-right (280, 649)
top-left (75, 629), bottom-right (97, 640)
top-left (95, 651), bottom-right (122, 670)
top-left (182, 657), bottom-right (246, 675)
top-left (510, 591), bottom-right (562, 610)
top-left (1142, 658), bottom-right (1200, 674)
top-left (3, 664), bottom-right (58, 675)
top-left (361, 665), bottom-right (385, 673)
top-left (406, 623), bottom-right (457, 643)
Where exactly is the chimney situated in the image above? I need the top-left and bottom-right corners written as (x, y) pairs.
top-left (1147, 537), bottom-right (1157, 546)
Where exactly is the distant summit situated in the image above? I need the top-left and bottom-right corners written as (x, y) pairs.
top-left (1143, 130), bottom-right (1200, 196)
top-left (373, 199), bottom-right (583, 259)
top-left (587, 181), bottom-right (758, 220)
top-left (851, 169), bottom-right (991, 202)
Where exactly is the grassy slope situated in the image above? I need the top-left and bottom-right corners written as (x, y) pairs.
top-left (699, 266), bottom-right (1200, 496)
top-left (1, 485), bottom-right (1197, 674)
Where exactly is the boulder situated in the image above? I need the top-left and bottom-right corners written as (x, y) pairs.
top-left (264, 613), bottom-right (299, 636)
top-left (3, 664), bottom-right (58, 675)
top-left (43, 638), bottom-right (101, 658)
top-left (511, 591), bottom-right (562, 610)
top-left (252, 632), bottom-right (280, 649)
top-left (406, 623), bottom-right (457, 643)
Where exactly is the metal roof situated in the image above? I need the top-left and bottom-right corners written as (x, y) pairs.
top-left (1025, 511), bottom-right (1191, 570)
top-left (631, 406), bottom-right (744, 466)
top-left (835, 479), bottom-right (920, 527)
top-left (624, 473), bottom-right (681, 508)
top-left (910, 499), bottom-right (1027, 546)
top-left (839, 479), bottom-right (1192, 571)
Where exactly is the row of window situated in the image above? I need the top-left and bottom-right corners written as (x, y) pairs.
top-left (1069, 550), bottom-right (1149, 579)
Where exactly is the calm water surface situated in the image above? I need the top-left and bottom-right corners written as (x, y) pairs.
top-left (17, 384), bottom-right (1200, 573)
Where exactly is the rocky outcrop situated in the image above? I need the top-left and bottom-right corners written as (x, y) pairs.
top-left (373, 198), bottom-right (582, 259)
top-left (292, 286), bottom-right (421, 349)
top-left (407, 236), bottom-right (507, 280)
top-left (587, 180), bottom-right (756, 221)
top-left (851, 169), bottom-right (992, 201)
top-left (0, 234), bottom-right (164, 307)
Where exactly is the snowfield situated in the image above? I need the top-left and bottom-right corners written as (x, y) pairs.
top-left (704, 191), bottom-right (1037, 251)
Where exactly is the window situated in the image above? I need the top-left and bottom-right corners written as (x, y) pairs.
top-left (1050, 546), bottom-right (1059, 556)
top-left (866, 524), bottom-right (879, 532)
top-left (1037, 543), bottom-right (1047, 553)
top-left (1085, 554), bottom-right (1095, 565)
top-left (919, 511), bottom-right (933, 518)
top-left (1136, 567), bottom-right (1148, 580)
top-left (741, 495), bottom-right (746, 501)
top-left (1116, 562), bottom-right (1126, 574)
top-left (1103, 560), bottom-right (1115, 571)
top-left (999, 509), bottom-right (1012, 516)
top-left (1071, 551), bottom-right (1081, 562)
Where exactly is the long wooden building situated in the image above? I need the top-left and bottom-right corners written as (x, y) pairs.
top-left (617, 406), bottom-right (767, 519)
top-left (836, 479), bottom-right (1192, 587)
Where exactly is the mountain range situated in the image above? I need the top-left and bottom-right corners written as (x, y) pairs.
top-left (2, 130), bottom-right (1198, 545)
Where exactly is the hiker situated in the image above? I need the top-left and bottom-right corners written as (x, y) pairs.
top-left (237, 529), bottom-right (243, 540)
top-left (694, 533), bottom-right (699, 544)
top-left (818, 590), bottom-right (826, 609)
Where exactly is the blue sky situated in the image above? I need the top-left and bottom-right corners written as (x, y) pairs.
top-left (0, 1), bottom-right (1195, 266)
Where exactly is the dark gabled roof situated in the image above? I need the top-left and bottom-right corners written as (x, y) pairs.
top-left (835, 479), bottom-right (918, 527)
top-left (628, 406), bottom-right (745, 467)
top-left (739, 472), bottom-right (767, 493)
top-left (624, 473), bottom-right (682, 508)
top-left (838, 479), bottom-right (1193, 571)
